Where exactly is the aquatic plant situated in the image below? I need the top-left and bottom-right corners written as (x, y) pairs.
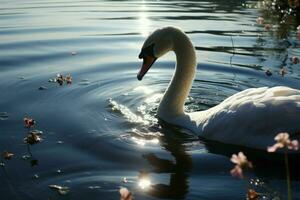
top-left (251, 0), bottom-right (300, 77)
top-left (267, 132), bottom-right (299, 200)
top-left (22, 117), bottom-right (43, 167)
top-left (24, 132), bottom-right (42, 145)
top-left (51, 73), bottom-right (73, 86)
top-left (255, 0), bottom-right (300, 39)
top-left (230, 152), bottom-right (261, 199)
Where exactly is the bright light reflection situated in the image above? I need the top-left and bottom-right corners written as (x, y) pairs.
top-left (145, 93), bottom-right (163, 104)
top-left (139, 1), bottom-right (151, 37)
top-left (150, 138), bottom-right (159, 144)
top-left (133, 86), bottom-right (153, 94)
top-left (131, 137), bottom-right (159, 146)
top-left (132, 137), bottom-right (146, 146)
top-left (138, 178), bottom-right (151, 190)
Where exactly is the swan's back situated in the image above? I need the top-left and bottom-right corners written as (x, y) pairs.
top-left (190, 86), bottom-right (300, 150)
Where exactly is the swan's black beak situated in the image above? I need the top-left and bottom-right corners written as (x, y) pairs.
top-left (137, 55), bottom-right (157, 81)
top-left (137, 43), bottom-right (156, 81)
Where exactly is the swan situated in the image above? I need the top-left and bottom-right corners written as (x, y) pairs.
top-left (137, 26), bottom-right (300, 150)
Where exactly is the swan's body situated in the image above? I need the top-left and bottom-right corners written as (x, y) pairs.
top-left (137, 26), bottom-right (300, 150)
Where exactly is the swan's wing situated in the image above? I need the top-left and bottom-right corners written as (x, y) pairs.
top-left (196, 86), bottom-right (300, 150)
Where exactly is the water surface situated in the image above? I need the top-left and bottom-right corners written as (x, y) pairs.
top-left (0, 0), bottom-right (300, 199)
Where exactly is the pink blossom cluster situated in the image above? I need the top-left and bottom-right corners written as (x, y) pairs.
top-left (267, 132), bottom-right (299, 152)
top-left (230, 152), bottom-right (253, 178)
top-left (291, 56), bottom-right (299, 64)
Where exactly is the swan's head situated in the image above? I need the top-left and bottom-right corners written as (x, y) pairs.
top-left (137, 27), bottom-right (178, 80)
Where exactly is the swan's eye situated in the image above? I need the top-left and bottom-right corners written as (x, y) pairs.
top-left (139, 43), bottom-right (155, 59)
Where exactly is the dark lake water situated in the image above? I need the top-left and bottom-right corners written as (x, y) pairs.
top-left (1, 0), bottom-right (300, 199)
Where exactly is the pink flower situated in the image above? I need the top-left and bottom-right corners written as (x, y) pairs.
top-left (230, 152), bottom-right (253, 178)
top-left (66, 74), bottom-right (72, 85)
top-left (291, 56), bottom-right (299, 64)
top-left (297, 25), bottom-right (300, 40)
top-left (267, 132), bottom-right (299, 152)
top-left (275, 132), bottom-right (289, 143)
top-left (287, 140), bottom-right (299, 151)
top-left (24, 117), bottom-right (35, 128)
top-left (230, 152), bottom-right (252, 167)
top-left (267, 143), bottom-right (283, 152)
top-left (119, 187), bottom-right (132, 200)
top-left (264, 24), bottom-right (272, 31)
top-left (230, 165), bottom-right (243, 178)
top-left (256, 17), bottom-right (264, 25)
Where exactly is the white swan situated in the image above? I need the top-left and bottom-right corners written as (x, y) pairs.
top-left (137, 26), bottom-right (300, 150)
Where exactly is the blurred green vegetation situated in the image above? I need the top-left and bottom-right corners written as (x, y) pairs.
top-left (257, 0), bottom-right (300, 38)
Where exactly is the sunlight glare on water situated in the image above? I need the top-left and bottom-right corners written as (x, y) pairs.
top-left (139, 1), bottom-right (152, 37)
top-left (138, 178), bottom-right (152, 190)
top-left (0, 0), bottom-right (300, 199)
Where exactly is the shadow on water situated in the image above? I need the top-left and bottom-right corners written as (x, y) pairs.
top-left (139, 119), bottom-right (300, 200)
top-left (141, 130), bottom-right (193, 199)
top-left (203, 138), bottom-right (300, 180)
top-left (137, 117), bottom-right (300, 200)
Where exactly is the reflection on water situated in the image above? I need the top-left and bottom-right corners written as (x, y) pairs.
top-left (138, 0), bottom-right (152, 37)
top-left (0, 0), bottom-right (300, 199)
top-left (142, 133), bottom-right (193, 199)
top-left (138, 173), bottom-right (152, 190)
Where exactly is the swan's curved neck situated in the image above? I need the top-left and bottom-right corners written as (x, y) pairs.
top-left (157, 31), bottom-right (196, 119)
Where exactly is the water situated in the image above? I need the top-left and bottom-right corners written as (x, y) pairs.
top-left (0, 0), bottom-right (300, 199)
